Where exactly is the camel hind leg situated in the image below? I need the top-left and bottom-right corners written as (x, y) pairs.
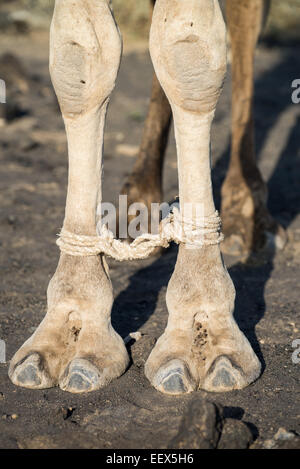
top-left (221, 0), bottom-right (287, 256)
top-left (119, 0), bottom-right (172, 240)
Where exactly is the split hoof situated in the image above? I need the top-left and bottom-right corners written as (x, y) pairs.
top-left (59, 358), bottom-right (102, 394)
top-left (203, 356), bottom-right (248, 392)
top-left (9, 353), bottom-right (54, 389)
top-left (152, 359), bottom-right (195, 395)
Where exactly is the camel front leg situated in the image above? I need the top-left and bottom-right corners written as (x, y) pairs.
top-left (145, 0), bottom-right (261, 394)
top-left (9, 0), bottom-right (129, 393)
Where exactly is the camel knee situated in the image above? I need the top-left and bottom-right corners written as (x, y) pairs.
top-left (49, 0), bottom-right (121, 118)
top-left (150, 0), bottom-right (227, 114)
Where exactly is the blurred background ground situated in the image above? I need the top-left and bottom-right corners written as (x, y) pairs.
top-left (0, 0), bottom-right (300, 43)
top-left (0, 0), bottom-right (299, 450)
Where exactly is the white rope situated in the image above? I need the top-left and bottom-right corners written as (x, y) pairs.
top-left (56, 207), bottom-right (224, 261)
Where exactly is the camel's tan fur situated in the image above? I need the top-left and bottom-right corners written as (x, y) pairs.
top-left (10, 0), bottom-right (262, 395)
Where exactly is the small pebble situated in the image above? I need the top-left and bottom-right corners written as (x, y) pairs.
top-left (274, 427), bottom-right (295, 441)
top-left (58, 406), bottom-right (74, 420)
top-left (263, 439), bottom-right (275, 449)
top-left (124, 331), bottom-right (142, 345)
top-left (7, 215), bottom-right (16, 225)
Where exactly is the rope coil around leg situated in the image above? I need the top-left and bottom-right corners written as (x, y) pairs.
top-left (56, 207), bottom-right (224, 260)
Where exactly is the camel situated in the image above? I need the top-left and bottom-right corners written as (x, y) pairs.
top-left (8, 0), bottom-right (284, 395)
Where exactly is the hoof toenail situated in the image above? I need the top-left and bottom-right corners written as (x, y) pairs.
top-left (203, 356), bottom-right (246, 392)
top-left (153, 359), bottom-right (195, 395)
top-left (60, 358), bottom-right (101, 393)
top-left (161, 371), bottom-right (187, 393)
top-left (17, 364), bottom-right (41, 386)
top-left (9, 353), bottom-right (53, 389)
top-left (212, 367), bottom-right (236, 388)
top-left (67, 373), bottom-right (91, 391)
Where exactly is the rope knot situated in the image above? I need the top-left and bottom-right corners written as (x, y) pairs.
top-left (57, 208), bottom-right (224, 260)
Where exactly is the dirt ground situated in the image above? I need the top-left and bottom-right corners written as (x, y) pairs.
top-left (0, 32), bottom-right (299, 449)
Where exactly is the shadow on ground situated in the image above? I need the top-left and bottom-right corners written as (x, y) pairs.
top-left (0, 36), bottom-right (299, 448)
top-left (113, 46), bottom-right (300, 378)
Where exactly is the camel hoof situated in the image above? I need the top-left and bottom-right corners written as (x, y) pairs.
top-left (9, 353), bottom-right (53, 389)
top-left (59, 358), bottom-right (102, 393)
top-left (152, 359), bottom-right (195, 395)
top-left (203, 356), bottom-right (246, 392)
